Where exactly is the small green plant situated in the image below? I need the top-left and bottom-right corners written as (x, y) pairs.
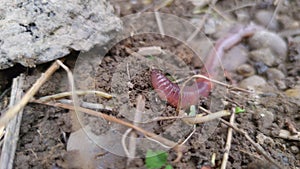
top-left (145, 150), bottom-right (173, 169)
top-left (235, 106), bottom-right (246, 114)
top-left (146, 55), bottom-right (155, 60)
top-left (189, 105), bottom-right (196, 116)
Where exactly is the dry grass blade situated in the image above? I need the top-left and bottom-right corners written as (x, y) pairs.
top-left (154, 11), bottom-right (165, 37)
top-left (36, 90), bottom-right (112, 102)
top-left (0, 60), bottom-right (61, 128)
top-left (220, 117), bottom-right (285, 168)
top-left (220, 109), bottom-right (235, 169)
top-left (199, 106), bottom-right (284, 168)
top-left (150, 110), bottom-right (230, 123)
top-left (182, 110), bottom-right (230, 124)
top-left (0, 76), bottom-right (24, 169)
top-left (54, 99), bottom-right (113, 112)
top-left (127, 95), bottom-right (145, 164)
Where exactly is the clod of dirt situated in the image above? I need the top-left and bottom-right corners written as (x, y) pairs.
top-left (254, 108), bottom-right (274, 130)
top-left (247, 160), bottom-right (278, 169)
top-left (0, 0), bottom-right (122, 69)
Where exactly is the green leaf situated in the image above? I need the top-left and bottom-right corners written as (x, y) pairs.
top-left (145, 150), bottom-right (168, 169)
top-left (165, 164), bottom-right (173, 169)
top-left (235, 106), bottom-right (245, 114)
top-left (166, 74), bottom-right (176, 82)
top-left (146, 55), bottom-right (155, 60)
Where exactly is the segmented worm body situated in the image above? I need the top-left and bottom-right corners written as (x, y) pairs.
top-left (151, 24), bottom-right (263, 108)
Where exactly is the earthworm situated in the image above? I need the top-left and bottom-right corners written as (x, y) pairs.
top-left (151, 24), bottom-right (263, 108)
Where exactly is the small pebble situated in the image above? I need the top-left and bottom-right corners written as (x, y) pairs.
top-left (266, 68), bottom-right (285, 80)
top-left (239, 75), bottom-right (267, 89)
top-left (255, 10), bottom-right (279, 31)
top-left (236, 64), bottom-right (255, 77)
top-left (222, 45), bottom-right (248, 71)
top-left (235, 10), bottom-right (250, 23)
top-left (137, 46), bottom-right (162, 56)
top-left (249, 30), bottom-right (287, 61)
top-left (285, 86), bottom-right (300, 99)
top-left (204, 18), bottom-right (217, 35)
top-left (250, 48), bottom-right (276, 66)
top-left (290, 146), bottom-right (299, 154)
top-left (254, 62), bottom-right (268, 74)
top-left (275, 80), bottom-right (287, 90)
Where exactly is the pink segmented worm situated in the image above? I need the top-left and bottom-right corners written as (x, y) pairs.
top-left (151, 24), bottom-right (263, 108)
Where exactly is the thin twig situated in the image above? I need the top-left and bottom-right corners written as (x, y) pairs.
top-left (182, 110), bottom-right (230, 124)
top-left (210, 4), bottom-right (232, 22)
top-left (266, 0), bottom-right (282, 30)
top-left (219, 115), bottom-right (284, 168)
top-left (188, 74), bottom-right (254, 93)
top-left (180, 125), bottom-right (196, 145)
top-left (220, 109), bottom-right (235, 169)
top-left (0, 60), bottom-right (62, 128)
top-left (122, 128), bottom-right (132, 157)
top-left (150, 110), bottom-right (230, 124)
top-left (127, 95), bottom-right (145, 164)
top-left (53, 99), bottom-right (113, 112)
top-left (225, 3), bottom-right (256, 12)
top-left (32, 100), bottom-right (186, 157)
top-left (36, 90), bottom-right (112, 102)
top-left (199, 106), bottom-right (284, 168)
top-left (55, 60), bottom-right (85, 145)
top-left (186, 10), bottom-right (210, 43)
top-left (0, 76), bottom-right (24, 169)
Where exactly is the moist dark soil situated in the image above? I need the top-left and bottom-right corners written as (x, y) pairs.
top-left (0, 0), bottom-right (299, 169)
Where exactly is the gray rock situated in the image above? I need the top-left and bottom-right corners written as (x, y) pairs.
top-left (290, 146), bottom-right (299, 154)
top-left (248, 30), bottom-right (287, 61)
top-left (266, 68), bottom-right (285, 80)
top-left (249, 48), bottom-right (276, 66)
top-left (222, 45), bottom-right (249, 71)
top-left (0, 0), bottom-right (122, 69)
top-left (239, 75), bottom-right (266, 89)
top-left (255, 10), bottom-right (279, 31)
top-left (235, 10), bottom-right (250, 23)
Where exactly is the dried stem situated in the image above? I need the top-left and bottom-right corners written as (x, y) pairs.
top-left (0, 76), bottom-right (24, 169)
top-left (150, 110), bottom-right (230, 124)
top-left (127, 95), bottom-right (145, 164)
top-left (220, 109), bottom-right (235, 169)
top-left (0, 60), bottom-right (61, 128)
top-left (36, 90), bottom-right (112, 102)
top-left (199, 106), bottom-right (284, 168)
top-left (219, 115), bottom-right (284, 169)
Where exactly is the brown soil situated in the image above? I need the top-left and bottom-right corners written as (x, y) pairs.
top-left (1, 0), bottom-right (299, 169)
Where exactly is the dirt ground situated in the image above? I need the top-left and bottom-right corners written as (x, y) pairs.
top-left (0, 0), bottom-right (299, 169)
